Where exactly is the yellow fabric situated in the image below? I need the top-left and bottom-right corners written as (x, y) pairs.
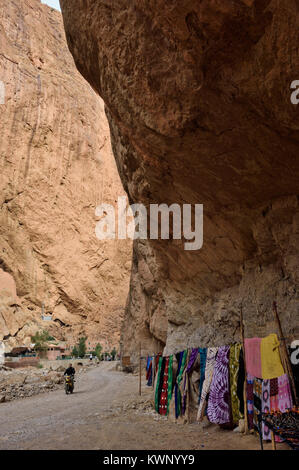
top-left (261, 333), bottom-right (284, 379)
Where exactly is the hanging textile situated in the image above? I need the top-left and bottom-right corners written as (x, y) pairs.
top-left (262, 379), bottom-right (271, 441)
top-left (197, 347), bottom-right (218, 421)
top-left (207, 345), bottom-right (231, 424)
top-left (174, 350), bottom-right (187, 419)
top-left (229, 343), bottom-right (242, 425)
top-left (246, 374), bottom-right (255, 430)
top-left (278, 373), bottom-right (293, 412)
top-left (270, 377), bottom-right (279, 412)
top-left (244, 337), bottom-right (262, 378)
top-left (236, 347), bottom-right (245, 418)
top-left (146, 356), bottom-right (153, 386)
top-left (167, 355), bottom-right (173, 415)
top-left (159, 357), bottom-right (170, 415)
top-left (253, 377), bottom-right (263, 430)
top-left (260, 334), bottom-right (284, 380)
top-left (182, 348), bottom-right (199, 416)
top-left (154, 356), bottom-right (165, 413)
top-left (198, 348), bottom-right (207, 403)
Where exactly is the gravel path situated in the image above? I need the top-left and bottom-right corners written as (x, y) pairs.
top-left (0, 363), bottom-right (289, 450)
top-left (0, 363), bottom-right (136, 449)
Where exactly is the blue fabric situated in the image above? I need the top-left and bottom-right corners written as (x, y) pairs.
top-left (198, 348), bottom-right (207, 403)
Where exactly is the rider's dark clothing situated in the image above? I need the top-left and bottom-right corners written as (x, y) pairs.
top-left (64, 367), bottom-right (75, 376)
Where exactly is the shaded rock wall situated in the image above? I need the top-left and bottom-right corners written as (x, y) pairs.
top-left (0, 0), bottom-right (132, 349)
top-left (60, 0), bottom-right (299, 360)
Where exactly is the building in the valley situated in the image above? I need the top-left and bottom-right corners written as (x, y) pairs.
top-left (44, 343), bottom-right (66, 361)
top-left (4, 346), bottom-right (38, 368)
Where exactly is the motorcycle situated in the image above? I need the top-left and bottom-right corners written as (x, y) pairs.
top-left (65, 375), bottom-right (74, 394)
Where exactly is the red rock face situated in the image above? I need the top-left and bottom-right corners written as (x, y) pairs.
top-left (60, 0), bottom-right (299, 360)
top-left (0, 0), bottom-right (132, 350)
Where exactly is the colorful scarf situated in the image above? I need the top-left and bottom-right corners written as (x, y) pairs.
top-left (198, 348), bottom-right (207, 403)
top-left (229, 343), bottom-right (242, 425)
top-left (207, 346), bottom-right (231, 424)
top-left (159, 357), bottom-right (170, 415)
top-left (182, 348), bottom-right (199, 415)
top-left (236, 348), bottom-right (245, 418)
top-left (253, 377), bottom-right (263, 430)
top-left (146, 356), bottom-right (153, 386)
top-left (167, 355), bottom-right (173, 415)
top-left (261, 334), bottom-right (284, 379)
top-left (247, 374), bottom-right (255, 429)
top-left (244, 337), bottom-right (262, 378)
top-left (174, 350), bottom-right (187, 418)
top-left (262, 379), bottom-right (271, 440)
top-left (155, 356), bottom-right (164, 413)
top-left (278, 373), bottom-right (293, 412)
top-left (197, 347), bottom-right (218, 421)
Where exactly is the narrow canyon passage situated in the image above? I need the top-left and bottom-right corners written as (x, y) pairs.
top-left (0, 363), bottom-right (288, 451)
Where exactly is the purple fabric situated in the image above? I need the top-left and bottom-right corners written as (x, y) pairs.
top-left (182, 348), bottom-right (199, 415)
top-left (186, 348), bottom-right (199, 373)
top-left (207, 346), bottom-right (231, 424)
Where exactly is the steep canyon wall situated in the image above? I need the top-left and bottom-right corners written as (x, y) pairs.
top-left (63, 0), bottom-right (298, 359)
top-left (0, 0), bottom-right (132, 350)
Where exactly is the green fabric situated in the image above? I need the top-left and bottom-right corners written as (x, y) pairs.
top-left (167, 355), bottom-right (173, 415)
top-left (176, 350), bottom-right (187, 417)
top-left (155, 357), bottom-right (163, 413)
top-left (229, 343), bottom-right (242, 424)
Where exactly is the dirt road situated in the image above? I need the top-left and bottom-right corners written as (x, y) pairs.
top-left (0, 363), bottom-right (287, 450)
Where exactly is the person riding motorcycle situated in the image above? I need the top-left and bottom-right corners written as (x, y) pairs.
top-left (64, 363), bottom-right (75, 394)
top-left (64, 364), bottom-right (75, 377)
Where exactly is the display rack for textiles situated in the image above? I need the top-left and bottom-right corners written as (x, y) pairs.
top-left (258, 408), bottom-right (299, 450)
top-left (145, 303), bottom-right (297, 449)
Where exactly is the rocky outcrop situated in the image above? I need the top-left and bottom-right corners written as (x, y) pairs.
top-left (61, 0), bottom-right (299, 361)
top-left (0, 0), bottom-right (132, 350)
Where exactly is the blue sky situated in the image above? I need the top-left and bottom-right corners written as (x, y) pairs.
top-left (41, 0), bottom-right (61, 11)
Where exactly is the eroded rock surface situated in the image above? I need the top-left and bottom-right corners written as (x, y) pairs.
top-left (0, 0), bottom-right (132, 349)
top-left (61, 0), bottom-right (298, 359)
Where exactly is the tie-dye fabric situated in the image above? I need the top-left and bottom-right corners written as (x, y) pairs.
top-left (197, 347), bottom-right (218, 421)
top-left (207, 346), bottom-right (231, 424)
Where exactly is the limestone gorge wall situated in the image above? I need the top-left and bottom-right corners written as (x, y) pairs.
top-left (60, 0), bottom-right (299, 362)
top-left (0, 0), bottom-right (132, 349)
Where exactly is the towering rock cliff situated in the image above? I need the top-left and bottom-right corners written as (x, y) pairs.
top-left (0, 0), bottom-right (132, 350)
top-left (60, 0), bottom-right (299, 361)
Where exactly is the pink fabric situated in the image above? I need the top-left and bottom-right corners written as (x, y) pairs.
top-left (244, 338), bottom-right (262, 378)
top-left (278, 373), bottom-right (293, 411)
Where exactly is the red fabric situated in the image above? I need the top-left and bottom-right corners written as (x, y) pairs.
top-left (159, 357), bottom-right (169, 416)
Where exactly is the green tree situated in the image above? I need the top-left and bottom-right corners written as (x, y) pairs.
top-left (31, 330), bottom-right (55, 351)
top-left (72, 346), bottom-right (78, 357)
top-left (110, 347), bottom-right (117, 360)
top-left (95, 343), bottom-right (102, 360)
top-left (78, 337), bottom-right (87, 358)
